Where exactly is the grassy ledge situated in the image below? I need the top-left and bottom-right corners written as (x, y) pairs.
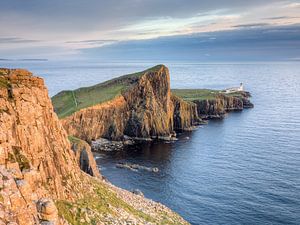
top-left (52, 65), bottom-right (164, 119)
top-left (171, 89), bottom-right (245, 102)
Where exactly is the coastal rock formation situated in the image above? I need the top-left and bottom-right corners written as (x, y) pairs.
top-left (59, 65), bottom-right (201, 142)
top-left (69, 136), bottom-right (101, 178)
top-left (0, 68), bottom-right (81, 224)
top-left (0, 68), bottom-right (189, 225)
top-left (194, 92), bottom-right (253, 119)
top-left (171, 94), bottom-right (202, 131)
top-left (53, 65), bottom-right (253, 144)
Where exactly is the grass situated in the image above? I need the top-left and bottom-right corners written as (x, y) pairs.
top-left (52, 65), bottom-right (164, 118)
top-left (12, 146), bottom-right (30, 171)
top-left (56, 180), bottom-right (157, 225)
top-left (68, 135), bottom-right (82, 144)
top-left (172, 89), bottom-right (221, 101)
top-left (0, 77), bottom-right (10, 88)
top-left (172, 89), bottom-right (245, 102)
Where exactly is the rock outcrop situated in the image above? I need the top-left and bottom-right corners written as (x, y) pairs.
top-left (60, 65), bottom-right (202, 142)
top-left (0, 68), bottom-right (189, 225)
top-left (194, 92), bottom-right (253, 119)
top-left (171, 94), bottom-right (201, 131)
top-left (0, 68), bottom-right (84, 224)
top-left (69, 136), bottom-right (101, 178)
top-left (53, 65), bottom-right (253, 144)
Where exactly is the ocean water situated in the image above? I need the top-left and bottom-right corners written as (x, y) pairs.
top-left (1, 60), bottom-right (300, 225)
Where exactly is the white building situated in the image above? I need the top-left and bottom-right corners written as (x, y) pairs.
top-left (224, 83), bottom-right (244, 94)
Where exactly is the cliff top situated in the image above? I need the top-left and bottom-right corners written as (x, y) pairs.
top-left (0, 68), bottom-right (33, 77)
top-left (52, 64), bottom-right (166, 118)
top-left (0, 68), bottom-right (44, 90)
top-left (172, 89), bottom-right (246, 102)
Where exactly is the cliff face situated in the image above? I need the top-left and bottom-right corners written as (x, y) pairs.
top-left (69, 136), bottom-right (101, 178)
top-left (171, 95), bottom-right (201, 131)
top-left (0, 68), bottom-right (189, 225)
top-left (61, 66), bottom-right (200, 142)
top-left (194, 93), bottom-right (253, 119)
top-left (0, 69), bottom-right (82, 224)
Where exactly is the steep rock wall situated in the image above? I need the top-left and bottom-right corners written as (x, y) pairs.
top-left (62, 66), bottom-right (200, 142)
top-left (194, 93), bottom-right (252, 119)
top-left (69, 137), bottom-right (101, 178)
top-left (0, 69), bottom-right (84, 224)
top-left (171, 95), bottom-right (201, 131)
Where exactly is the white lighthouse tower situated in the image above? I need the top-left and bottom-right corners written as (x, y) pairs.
top-left (238, 83), bottom-right (244, 91)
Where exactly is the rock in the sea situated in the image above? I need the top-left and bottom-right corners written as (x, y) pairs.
top-left (91, 138), bottom-right (125, 151)
top-left (116, 162), bottom-right (159, 173)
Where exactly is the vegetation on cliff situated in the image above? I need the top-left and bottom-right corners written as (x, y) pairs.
top-left (172, 89), bottom-right (246, 101)
top-left (52, 65), bottom-right (163, 118)
top-left (56, 177), bottom-right (186, 225)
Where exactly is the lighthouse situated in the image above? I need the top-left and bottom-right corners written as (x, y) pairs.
top-left (238, 83), bottom-right (244, 91)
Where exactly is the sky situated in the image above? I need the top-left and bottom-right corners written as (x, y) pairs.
top-left (0, 0), bottom-right (300, 61)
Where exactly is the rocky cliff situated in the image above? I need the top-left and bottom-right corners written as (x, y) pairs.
top-left (0, 68), bottom-right (189, 225)
top-left (53, 65), bottom-right (253, 143)
top-left (193, 92), bottom-right (253, 119)
top-left (0, 68), bottom-right (82, 224)
top-left (68, 136), bottom-right (101, 179)
top-left (56, 65), bottom-right (201, 142)
top-left (171, 95), bottom-right (201, 131)
top-left (172, 89), bottom-right (253, 119)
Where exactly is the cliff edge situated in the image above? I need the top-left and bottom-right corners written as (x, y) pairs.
top-left (0, 68), bottom-right (189, 225)
top-left (52, 65), bottom-right (253, 144)
top-left (53, 65), bottom-right (202, 142)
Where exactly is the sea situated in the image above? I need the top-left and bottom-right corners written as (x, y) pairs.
top-left (1, 60), bottom-right (300, 225)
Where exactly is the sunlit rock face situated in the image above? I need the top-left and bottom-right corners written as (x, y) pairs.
top-left (0, 69), bottom-right (83, 224)
top-left (194, 92), bottom-right (253, 119)
top-left (69, 137), bottom-right (101, 178)
top-left (61, 65), bottom-right (202, 142)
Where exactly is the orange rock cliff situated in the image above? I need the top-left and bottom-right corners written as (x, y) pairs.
top-left (0, 68), bottom-right (189, 225)
top-left (60, 65), bottom-right (202, 142)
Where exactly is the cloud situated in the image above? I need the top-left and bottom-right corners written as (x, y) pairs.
top-left (0, 0), bottom-right (299, 59)
top-left (65, 39), bottom-right (117, 44)
top-left (233, 23), bottom-right (271, 28)
top-left (284, 2), bottom-right (300, 8)
top-left (0, 0), bottom-right (288, 36)
top-left (265, 16), bottom-right (295, 20)
top-left (81, 24), bottom-right (300, 61)
top-left (0, 37), bottom-right (41, 44)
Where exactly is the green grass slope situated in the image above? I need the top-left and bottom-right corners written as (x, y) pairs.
top-left (52, 65), bottom-right (163, 118)
top-left (171, 89), bottom-right (245, 102)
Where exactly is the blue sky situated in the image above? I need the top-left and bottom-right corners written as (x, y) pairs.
top-left (0, 0), bottom-right (300, 61)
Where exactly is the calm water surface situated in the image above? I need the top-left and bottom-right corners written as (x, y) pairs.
top-left (1, 60), bottom-right (300, 225)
